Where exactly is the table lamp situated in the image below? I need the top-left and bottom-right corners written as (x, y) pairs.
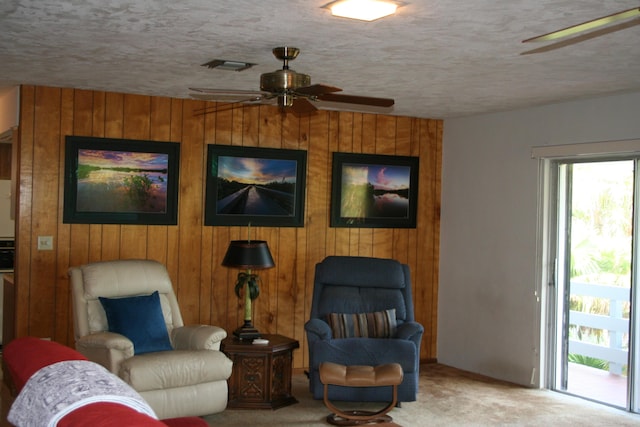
top-left (222, 239), bottom-right (275, 340)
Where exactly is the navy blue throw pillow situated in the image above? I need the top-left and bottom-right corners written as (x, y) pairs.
top-left (99, 291), bottom-right (173, 355)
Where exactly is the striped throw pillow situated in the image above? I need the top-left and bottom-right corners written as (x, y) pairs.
top-left (327, 309), bottom-right (397, 338)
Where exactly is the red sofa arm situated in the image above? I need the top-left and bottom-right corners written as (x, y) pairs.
top-left (3, 337), bottom-right (208, 427)
top-left (3, 337), bottom-right (87, 393)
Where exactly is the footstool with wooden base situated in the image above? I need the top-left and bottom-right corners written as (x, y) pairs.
top-left (319, 362), bottom-right (404, 426)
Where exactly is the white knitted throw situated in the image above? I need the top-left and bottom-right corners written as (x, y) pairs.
top-left (8, 359), bottom-right (157, 427)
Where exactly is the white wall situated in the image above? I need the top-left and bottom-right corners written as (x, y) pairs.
top-left (439, 91), bottom-right (640, 387)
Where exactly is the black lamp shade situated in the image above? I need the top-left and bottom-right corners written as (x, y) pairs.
top-left (222, 240), bottom-right (275, 270)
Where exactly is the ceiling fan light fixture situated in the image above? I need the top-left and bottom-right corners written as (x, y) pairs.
top-left (324, 0), bottom-right (399, 22)
top-left (278, 94), bottom-right (295, 108)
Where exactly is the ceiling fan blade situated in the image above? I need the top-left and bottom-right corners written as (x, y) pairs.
top-left (521, 17), bottom-right (640, 55)
top-left (295, 84), bottom-right (342, 96)
top-left (193, 101), bottom-right (252, 116)
top-left (190, 93), bottom-right (263, 102)
top-left (523, 7), bottom-right (640, 43)
top-left (289, 97), bottom-right (318, 115)
top-left (192, 95), bottom-right (274, 116)
top-left (189, 87), bottom-right (265, 96)
top-left (317, 93), bottom-right (394, 107)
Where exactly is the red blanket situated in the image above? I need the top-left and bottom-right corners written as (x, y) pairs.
top-left (3, 337), bottom-right (207, 427)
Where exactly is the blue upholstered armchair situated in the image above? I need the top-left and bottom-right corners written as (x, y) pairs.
top-left (304, 256), bottom-right (424, 402)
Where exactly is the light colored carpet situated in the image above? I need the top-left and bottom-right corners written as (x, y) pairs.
top-left (202, 364), bottom-right (640, 426)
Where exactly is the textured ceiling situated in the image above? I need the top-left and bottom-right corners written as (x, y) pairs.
top-left (1, 0), bottom-right (639, 119)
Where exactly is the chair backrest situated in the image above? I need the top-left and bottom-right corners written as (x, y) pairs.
top-left (310, 256), bottom-right (415, 324)
top-left (69, 259), bottom-right (184, 341)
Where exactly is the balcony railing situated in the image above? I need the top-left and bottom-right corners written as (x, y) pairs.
top-left (569, 281), bottom-right (630, 375)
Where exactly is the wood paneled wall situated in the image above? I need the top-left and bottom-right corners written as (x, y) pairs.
top-left (13, 85), bottom-right (442, 368)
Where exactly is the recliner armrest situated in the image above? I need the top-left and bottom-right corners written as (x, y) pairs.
top-left (171, 325), bottom-right (227, 351)
top-left (304, 318), bottom-right (333, 340)
top-left (395, 321), bottom-right (424, 342)
top-left (75, 332), bottom-right (134, 373)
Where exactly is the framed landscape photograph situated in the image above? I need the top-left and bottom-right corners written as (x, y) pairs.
top-left (63, 136), bottom-right (180, 225)
top-left (331, 152), bottom-right (419, 228)
top-left (205, 144), bottom-right (307, 227)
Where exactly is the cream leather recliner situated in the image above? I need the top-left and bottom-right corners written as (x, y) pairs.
top-left (69, 259), bottom-right (233, 420)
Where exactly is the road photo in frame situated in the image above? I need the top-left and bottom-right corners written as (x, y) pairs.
top-left (205, 145), bottom-right (307, 227)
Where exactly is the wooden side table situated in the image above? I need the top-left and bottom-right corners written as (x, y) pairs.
top-left (221, 333), bottom-right (299, 409)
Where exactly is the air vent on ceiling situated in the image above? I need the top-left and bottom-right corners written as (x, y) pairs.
top-left (201, 59), bottom-right (255, 72)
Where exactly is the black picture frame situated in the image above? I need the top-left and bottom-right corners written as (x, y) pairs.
top-left (205, 144), bottom-right (307, 227)
top-left (331, 152), bottom-right (419, 228)
top-left (63, 136), bottom-right (180, 225)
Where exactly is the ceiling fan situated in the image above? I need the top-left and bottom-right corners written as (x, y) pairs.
top-left (190, 46), bottom-right (394, 115)
top-left (522, 7), bottom-right (640, 54)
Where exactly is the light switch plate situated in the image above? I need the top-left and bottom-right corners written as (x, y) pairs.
top-left (37, 235), bottom-right (53, 250)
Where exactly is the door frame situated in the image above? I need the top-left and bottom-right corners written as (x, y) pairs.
top-left (534, 139), bottom-right (640, 412)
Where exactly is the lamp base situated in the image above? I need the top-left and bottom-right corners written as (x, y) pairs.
top-left (233, 321), bottom-right (261, 340)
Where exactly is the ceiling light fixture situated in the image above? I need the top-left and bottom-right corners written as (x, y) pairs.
top-left (324, 0), bottom-right (401, 22)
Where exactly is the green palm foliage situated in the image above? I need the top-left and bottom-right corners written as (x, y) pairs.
top-left (568, 162), bottom-right (632, 373)
top-left (234, 272), bottom-right (260, 300)
top-left (568, 354), bottom-right (609, 370)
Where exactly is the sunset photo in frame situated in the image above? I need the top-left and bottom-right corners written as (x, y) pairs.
top-left (205, 144), bottom-right (307, 227)
top-left (63, 136), bottom-right (180, 225)
top-left (331, 152), bottom-right (419, 228)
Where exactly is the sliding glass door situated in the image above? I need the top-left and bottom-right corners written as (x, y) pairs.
top-left (549, 158), bottom-right (638, 410)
